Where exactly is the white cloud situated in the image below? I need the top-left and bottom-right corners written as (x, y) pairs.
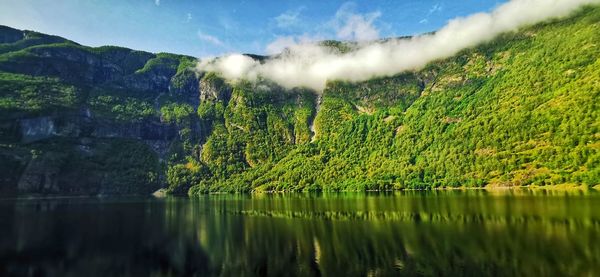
top-left (197, 30), bottom-right (225, 47)
top-left (265, 2), bottom-right (380, 54)
top-left (199, 0), bottom-right (599, 92)
top-left (154, 0), bottom-right (160, 6)
top-left (331, 2), bottom-right (381, 41)
top-left (265, 36), bottom-right (298, 55)
top-left (265, 34), bottom-right (323, 54)
top-left (186, 13), bottom-right (192, 23)
top-left (274, 7), bottom-right (305, 28)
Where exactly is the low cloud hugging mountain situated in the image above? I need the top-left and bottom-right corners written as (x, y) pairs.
top-left (198, 0), bottom-right (599, 91)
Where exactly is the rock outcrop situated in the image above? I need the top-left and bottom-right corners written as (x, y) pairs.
top-left (19, 117), bottom-right (56, 143)
top-left (0, 25), bottom-right (206, 195)
top-left (199, 74), bottom-right (232, 103)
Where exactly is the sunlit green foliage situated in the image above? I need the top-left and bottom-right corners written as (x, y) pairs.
top-left (0, 72), bottom-right (79, 119)
top-left (135, 53), bottom-right (180, 74)
top-left (187, 5), bottom-right (600, 194)
top-left (166, 158), bottom-right (211, 194)
top-left (89, 89), bottom-right (156, 122)
top-left (160, 103), bottom-right (194, 124)
top-left (0, 28), bottom-right (68, 55)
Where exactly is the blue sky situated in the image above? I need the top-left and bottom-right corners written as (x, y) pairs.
top-left (0, 0), bottom-right (506, 57)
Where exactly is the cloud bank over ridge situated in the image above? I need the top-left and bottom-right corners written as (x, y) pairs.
top-left (198, 0), bottom-right (599, 91)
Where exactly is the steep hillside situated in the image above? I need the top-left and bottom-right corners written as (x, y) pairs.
top-left (0, 26), bottom-right (201, 195)
top-left (0, 5), bottom-right (598, 195)
top-left (0, 26), bottom-right (316, 195)
top-left (187, 5), bottom-right (600, 193)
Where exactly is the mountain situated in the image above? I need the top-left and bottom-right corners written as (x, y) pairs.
top-left (0, 26), bottom-right (201, 195)
top-left (0, 5), bottom-right (598, 195)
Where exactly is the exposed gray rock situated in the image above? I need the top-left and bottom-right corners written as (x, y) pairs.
top-left (25, 46), bottom-right (126, 84)
top-left (17, 115), bottom-right (177, 141)
top-left (20, 117), bottom-right (56, 143)
top-left (123, 71), bottom-right (172, 92)
top-left (91, 120), bottom-right (177, 141)
top-left (200, 75), bottom-right (231, 103)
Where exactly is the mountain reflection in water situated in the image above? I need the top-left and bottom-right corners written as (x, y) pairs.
top-left (0, 190), bottom-right (599, 276)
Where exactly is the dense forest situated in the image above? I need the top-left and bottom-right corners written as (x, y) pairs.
top-left (185, 5), bottom-right (600, 194)
top-left (0, 5), bottom-right (598, 195)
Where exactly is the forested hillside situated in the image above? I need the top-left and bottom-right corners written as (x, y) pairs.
top-left (0, 25), bottom-right (200, 194)
top-left (187, 5), bottom-right (600, 194)
top-left (0, 5), bottom-right (598, 195)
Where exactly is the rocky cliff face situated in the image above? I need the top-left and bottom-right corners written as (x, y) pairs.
top-left (19, 117), bottom-right (56, 143)
top-left (18, 115), bottom-right (178, 152)
top-left (0, 25), bottom-right (204, 195)
top-left (199, 73), bottom-right (231, 103)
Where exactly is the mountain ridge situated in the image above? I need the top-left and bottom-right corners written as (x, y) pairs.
top-left (0, 5), bottom-right (598, 195)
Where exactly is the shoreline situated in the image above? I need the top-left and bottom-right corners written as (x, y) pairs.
top-left (1, 184), bottom-right (597, 200)
top-left (246, 184), bottom-right (599, 195)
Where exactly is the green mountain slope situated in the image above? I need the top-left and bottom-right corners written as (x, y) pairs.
top-left (0, 27), bottom-right (201, 195)
top-left (187, 5), bottom-right (600, 193)
top-left (0, 5), bottom-right (598, 195)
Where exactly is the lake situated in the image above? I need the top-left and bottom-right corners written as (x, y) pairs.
top-left (0, 190), bottom-right (599, 276)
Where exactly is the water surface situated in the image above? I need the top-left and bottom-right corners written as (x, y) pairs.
top-left (1, 190), bottom-right (599, 276)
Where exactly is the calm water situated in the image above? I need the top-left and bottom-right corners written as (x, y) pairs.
top-left (1, 190), bottom-right (599, 276)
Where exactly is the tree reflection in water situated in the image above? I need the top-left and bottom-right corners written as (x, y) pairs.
top-left (1, 190), bottom-right (599, 276)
